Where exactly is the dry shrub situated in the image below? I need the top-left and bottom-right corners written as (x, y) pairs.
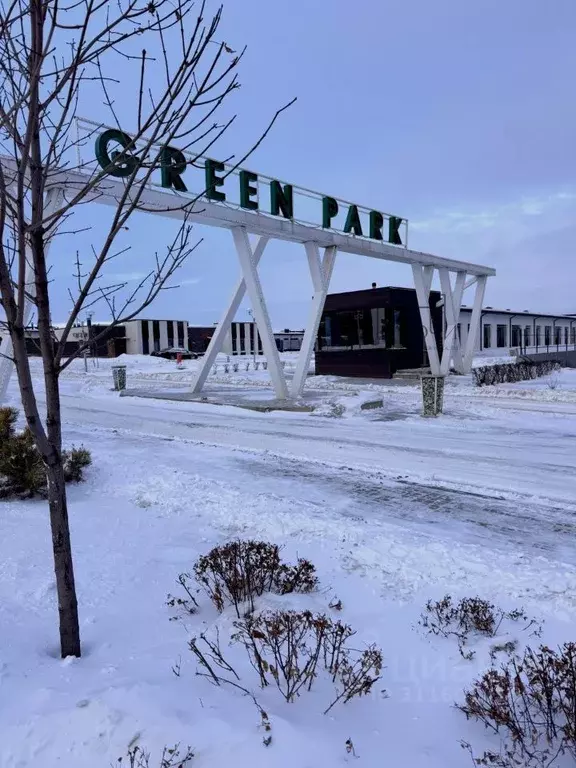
top-left (167, 573), bottom-right (200, 619)
top-left (419, 595), bottom-right (541, 660)
top-left (192, 540), bottom-right (318, 616)
top-left (459, 643), bottom-right (576, 767)
top-left (232, 610), bottom-right (383, 712)
top-left (117, 744), bottom-right (194, 767)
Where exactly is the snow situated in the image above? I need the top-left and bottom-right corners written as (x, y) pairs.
top-left (1, 356), bottom-right (576, 767)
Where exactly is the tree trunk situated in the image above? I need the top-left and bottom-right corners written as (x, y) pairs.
top-left (46, 459), bottom-right (81, 658)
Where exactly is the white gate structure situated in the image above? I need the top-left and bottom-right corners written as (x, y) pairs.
top-left (0, 132), bottom-right (495, 403)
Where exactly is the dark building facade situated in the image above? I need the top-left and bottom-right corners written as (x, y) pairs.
top-left (315, 286), bottom-right (443, 378)
top-left (188, 325), bottom-right (216, 354)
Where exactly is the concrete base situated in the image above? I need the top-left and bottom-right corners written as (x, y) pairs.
top-left (121, 386), bottom-right (315, 412)
top-left (120, 384), bottom-right (387, 415)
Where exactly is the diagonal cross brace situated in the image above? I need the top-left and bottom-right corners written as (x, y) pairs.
top-left (231, 227), bottom-right (288, 399)
top-left (412, 263), bottom-right (441, 376)
top-left (0, 187), bottom-right (64, 405)
top-left (190, 234), bottom-right (270, 394)
top-left (438, 268), bottom-right (466, 375)
top-left (290, 243), bottom-right (337, 398)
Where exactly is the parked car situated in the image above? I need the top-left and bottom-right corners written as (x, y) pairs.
top-left (150, 347), bottom-right (198, 360)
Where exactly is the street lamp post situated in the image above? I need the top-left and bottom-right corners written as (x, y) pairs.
top-left (247, 309), bottom-right (256, 365)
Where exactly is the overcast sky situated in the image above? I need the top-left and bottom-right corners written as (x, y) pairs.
top-left (48, 0), bottom-right (576, 328)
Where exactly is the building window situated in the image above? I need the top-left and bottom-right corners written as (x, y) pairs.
top-left (572, 327), bottom-right (576, 345)
top-left (544, 326), bottom-right (551, 346)
top-left (370, 308), bottom-right (386, 347)
top-left (320, 316), bottom-right (332, 348)
top-left (141, 320), bottom-right (149, 355)
top-left (152, 320), bottom-right (160, 352)
top-left (483, 324), bottom-right (492, 348)
top-left (536, 326), bottom-right (542, 347)
top-left (511, 325), bottom-right (521, 347)
top-left (167, 321), bottom-right (174, 348)
top-left (565, 327), bottom-right (569, 345)
top-left (524, 326), bottom-right (531, 347)
top-left (393, 310), bottom-right (402, 347)
top-left (496, 324), bottom-right (507, 348)
top-left (554, 326), bottom-right (562, 346)
top-left (457, 323), bottom-right (461, 342)
top-left (177, 321), bottom-right (185, 348)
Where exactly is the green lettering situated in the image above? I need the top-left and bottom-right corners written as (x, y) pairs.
top-left (369, 211), bottom-right (384, 241)
top-left (239, 170), bottom-right (258, 210)
top-left (205, 159), bottom-right (226, 201)
top-left (322, 196), bottom-right (339, 228)
top-left (160, 145), bottom-right (187, 192)
top-left (95, 129), bottom-right (138, 178)
top-left (343, 204), bottom-right (363, 236)
top-left (270, 180), bottom-right (293, 219)
top-left (388, 216), bottom-right (403, 245)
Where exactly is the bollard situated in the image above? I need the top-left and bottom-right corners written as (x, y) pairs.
top-left (112, 364), bottom-right (127, 392)
top-left (421, 374), bottom-right (444, 417)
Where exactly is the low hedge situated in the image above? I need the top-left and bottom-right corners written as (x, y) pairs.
top-left (472, 359), bottom-right (561, 387)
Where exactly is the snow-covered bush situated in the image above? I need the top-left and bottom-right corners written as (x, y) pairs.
top-left (189, 610), bottom-right (383, 714)
top-left (0, 405), bottom-right (18, 440)
top-left (460, 643), bottom-right (576, 767)
top-left (472, 360), bottom-right (561, 387)
top-left (232, 610), bottom-right (383, 712)
top-left (63, 446), bottom-right (92, 483)
top-left (0, 426), bottom-right (46, 497)
top-left (0, 407), bottom-right (92, 498)
top-left (117, 744), bottom-right (194, 767)
top-left (419, 595), bottom-right (540, 660)
top-left (192, 540), bottom-right (318, 617)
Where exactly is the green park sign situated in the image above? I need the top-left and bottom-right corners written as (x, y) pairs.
top-left (95, 128), bottom-right (405, 246)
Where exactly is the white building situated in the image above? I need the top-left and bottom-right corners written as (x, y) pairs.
top-left (458, 307), bottom-right (576, 358)
top-left (274, 329), bottom-right (305, 352)
top-left (123, 319), bottom-right (189, 354)
top-left (221, 321), bottom-right (263, 356)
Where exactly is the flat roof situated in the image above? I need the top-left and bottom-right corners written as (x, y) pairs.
top-left (460, 307), bottom-right (576, 321)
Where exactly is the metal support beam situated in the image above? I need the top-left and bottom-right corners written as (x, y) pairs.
top-left (438, 268), bottom-right (466, 375)
top-left (290, 243), bottom-right (337, 398)
top-left (412, 263), bottom-right (441, 376)
top-left (462, 274), bottom-right (487, 372)
top-left (190, 235), bottom-right (269, 394)
top-left (231, 227), bottom-right (288, 399)
top-left (0, 187), bottom-right (64, 405)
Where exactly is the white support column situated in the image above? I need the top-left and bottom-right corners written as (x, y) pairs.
top-left (412, 263), bottom-right (441, 376)
top-left (191, 235), bottom-right (269, 393)
top-left (0, 187), bottom-right (63, 405)
top-left (231, 227), bottom-right (288, 398)
top-left (438, 268), bottom-right (466, 375)
top-left (462, 275), bottom-right (487, 372)
top-left (290, 243), bottom-right (337, 398)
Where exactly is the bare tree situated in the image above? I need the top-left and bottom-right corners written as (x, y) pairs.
top-left (0, 0), bottom-right (293, 658)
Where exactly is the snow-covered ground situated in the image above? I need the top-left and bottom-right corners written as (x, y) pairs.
top-left (1, 357), bottom-right (576, 767)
